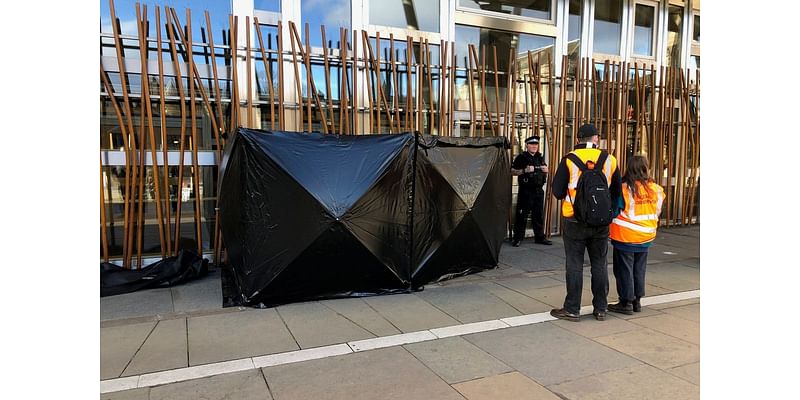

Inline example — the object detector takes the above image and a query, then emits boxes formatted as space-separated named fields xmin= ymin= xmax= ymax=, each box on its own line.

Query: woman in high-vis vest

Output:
xmin=607 ymin=155 xmax=664 ymax=315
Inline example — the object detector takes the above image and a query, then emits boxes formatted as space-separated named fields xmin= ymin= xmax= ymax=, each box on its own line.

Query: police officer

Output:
xmin=511 ymin=135 xmax=552 ymax=246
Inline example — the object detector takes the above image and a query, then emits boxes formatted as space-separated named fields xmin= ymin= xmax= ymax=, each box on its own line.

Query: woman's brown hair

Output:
xmin=622 ymin=155 xmax=653 ymax=198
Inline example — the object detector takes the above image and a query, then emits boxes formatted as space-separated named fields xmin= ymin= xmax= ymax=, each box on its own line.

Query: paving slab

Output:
xmin=452 ymin=371 xmax=562 ymax=400
xmin=414 ymin=284 xmax=521 ymax=323
xmin=647 ymin=297 xmax=699 ymax=310
xmin=403 ymin=336 xmax=513 ymax=384
xmin=319 ymin=297 xmax=401 ymax=337
xmin=122 ymin=318 xmax=188 ymax=377
xmin=476 ymin=264 xmax=527 ymax=278
xmin=675 ymin=257 xmax=701 ymax=268
xmin=605 ymin=306 xmax=664 ymax=320
xmin=149 ymin=369 xmax=272 ymax=400
xmin=101 ymin=388 xmax=150 ymax=400
xmin=101 ymin=288 xmax=174 ymax=321
xmin=547 ymin=364 xmax=699 ymax=400
xmin=645 ymin=264 xmax=701 ymax=292
xmin=629 ymin=312 xmax=700 ymax=345
xmin=171 ymin=272 xmax=223 ymax=313
xmin=101 ymin=321 xmax=156 ymax=380
xmin=363 ymin=293 xmax=460 ymax=333
xmin=594 ymin=328 xmax=700 ymax=370
xmin=262 ymin=347 xmax=465 ymax=400
xmin=551 ymin=313 xmax=642 ymax=338
xmin=476 ymin=282 xmax=554 ymax=314
xmin=519 ymin=283 xmax=596 ymax=309
xmin=499 ymin=249 xmax=565 ymax=272
xmin=494 ymin=275 xmax=564 ymax=296
xmin=187 ymin=309 xmax=299 ymax=366
xmin=668 ymin=361 xmax=701 ymax=386
xmin=276 ymin=301 xmax=374 ymax=348
xmin=463 ymin=323 xmax=641 ymax=386
xmin=659 ymin=302 xmax=700 ymax=322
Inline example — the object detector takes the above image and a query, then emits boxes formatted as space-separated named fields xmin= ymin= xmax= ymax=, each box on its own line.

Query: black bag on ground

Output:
xmin=566 ymin=151 xmax=613 ymax=226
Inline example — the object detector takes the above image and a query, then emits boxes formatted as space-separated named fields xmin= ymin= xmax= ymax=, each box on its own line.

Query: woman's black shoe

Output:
xmin=608 ymin=302 xmax=634 ymax=315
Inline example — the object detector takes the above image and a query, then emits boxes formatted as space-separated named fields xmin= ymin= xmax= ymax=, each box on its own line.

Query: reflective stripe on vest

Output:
xmin=561 ymin=148 xmax=616 ymax=218
xmin=609 ymin=181 xmax=664 ymax=244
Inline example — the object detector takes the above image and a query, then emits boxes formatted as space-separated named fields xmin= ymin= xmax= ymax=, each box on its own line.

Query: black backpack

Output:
xmin=566 ymin=151 xmax=613 ymax=226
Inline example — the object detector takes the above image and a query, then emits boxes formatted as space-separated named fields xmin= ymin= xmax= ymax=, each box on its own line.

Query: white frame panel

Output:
xmin=627 ymin=0 xmax=659 ymax=60
xmin=454 ymin=0 xmax=558 ymax=26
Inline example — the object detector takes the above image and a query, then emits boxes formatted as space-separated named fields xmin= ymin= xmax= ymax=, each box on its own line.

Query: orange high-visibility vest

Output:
xmin=609 ymin=181 xmax=665 ymax=244
xmin=561 ymin=148 xmax=617 ymax=218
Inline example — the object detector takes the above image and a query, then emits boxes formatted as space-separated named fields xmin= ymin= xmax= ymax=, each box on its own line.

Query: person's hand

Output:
xmin=524 ymin=165 xmax=535 ymax=173
xmin=540 ymin=165 xmax=549 ymax=173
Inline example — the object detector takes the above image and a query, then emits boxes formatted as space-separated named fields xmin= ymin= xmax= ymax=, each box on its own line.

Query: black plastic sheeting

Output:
xmin=218 ymin=128 xmax=510 ymax=307
xmin=100 ymin=250 xmax=209 ymax=297
xmin=413 ymin=135 xmax=511 ymax=285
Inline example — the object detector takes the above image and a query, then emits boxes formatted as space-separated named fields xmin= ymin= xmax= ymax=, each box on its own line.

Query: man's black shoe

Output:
xmin=535 ymin=238 xmax=553 ymax=245
xmin=633 ymin=298 xmax=642 ymax=312
xmin=593 ymin=310 xmax=606 ymax=321
xmin=608 ymin=302 xmax=634 ymax=315
xmin=550 ymin=308 xmax=580 ymax=322
xmin=511 ymin=240 xmax=521 ymax=247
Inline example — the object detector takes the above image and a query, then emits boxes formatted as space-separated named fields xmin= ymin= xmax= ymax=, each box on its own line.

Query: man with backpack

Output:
xmin=550 ymin=124 xmax=621 ymax=322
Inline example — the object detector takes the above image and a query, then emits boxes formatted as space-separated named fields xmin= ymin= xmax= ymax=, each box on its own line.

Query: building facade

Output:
xmin=100 ymin=0 xmax=700 ymax=267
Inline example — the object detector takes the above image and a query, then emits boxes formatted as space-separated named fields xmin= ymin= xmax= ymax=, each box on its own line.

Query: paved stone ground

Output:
xmin=101 ymin=226 xmax=700 ymax=399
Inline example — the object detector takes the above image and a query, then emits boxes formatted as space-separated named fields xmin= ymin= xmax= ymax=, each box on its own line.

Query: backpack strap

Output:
xmin=594 ymin=151 xmax=609 ymax=171
xmin=566 ymin=153 xmax=587 ymax=171
xmin=567 ymin=151 xmax=608 ymax=172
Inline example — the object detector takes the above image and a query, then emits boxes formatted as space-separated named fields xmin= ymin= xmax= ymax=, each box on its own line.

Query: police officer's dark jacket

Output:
xmin=513 ymin=151 xmax=547 ymax=189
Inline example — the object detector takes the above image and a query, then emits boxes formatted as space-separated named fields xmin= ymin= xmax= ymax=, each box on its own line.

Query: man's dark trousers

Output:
xmin=513 ymin=189 xmax=545 ymax=241
xmin=562 ymin=218 xmax=609 ymax=314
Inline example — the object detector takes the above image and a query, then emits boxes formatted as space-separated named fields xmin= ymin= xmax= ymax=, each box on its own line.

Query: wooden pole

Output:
xmin=467 ymin=45 xmax=477 ymax=136
xmin=156 ymin=7 xmax=173 ymax=256
xmin=389 ymin=34 xmax=401 ymax=133
xmin=137 ymin=4 xmax=167 ymax=259
xmin=278 ymin=20 xmax=285 ymax=130
xmin=492 ymin=45 xmax=501 ymax=137
xmin=287 ymin=22 xmax=304 ymax=130
xmin=206 ymin=11 xmax=227 ymax=135
xmin=246 ymin=16 xmax=253 ymax=127
xmin=361 ymin=31 xmax=375 ymax=132
xmin=254 ymin=16 xmax=276 ymax=130
xmin=352 ymin=29 xmax=359 ymax=134
xmin=109 ymin=0 xmax=138 ymax=267
xmin=165 ymin=7 xmax=187 ymax=255
xmin=321 ymin=26 xmax=335 ymax=133
xmin=134 ymin=4 xmax=147 ymax=267
xmin=185 ymin=8 xmax=203 ymax=255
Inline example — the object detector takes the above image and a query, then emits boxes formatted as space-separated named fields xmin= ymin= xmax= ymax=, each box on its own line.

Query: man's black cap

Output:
xmin=524 ymin=135 xmax=540 ymax=144
xmin=577 ymin=124 xmax=598 ymax=138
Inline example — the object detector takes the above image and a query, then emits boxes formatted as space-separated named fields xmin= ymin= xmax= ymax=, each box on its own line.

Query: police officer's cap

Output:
xmin=524 ymin=136 xmax=540 ymax=144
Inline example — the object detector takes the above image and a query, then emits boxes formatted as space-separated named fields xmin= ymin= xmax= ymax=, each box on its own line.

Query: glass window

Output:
xmin=568 ymin=0 xmax=582 ymax=42
xmin=666 ymin=5 xmax=683 ymax=67
xmin=302 ymin=0 xmax=351 ymax=48
xmin=370 ymin=0 xmax=440 ymax=33
xmin=458 ymin=0 xmax=551 ymax=21
xmin=593 ymin=0 xmax=622 ymax=55
xmin=693 ymin=15 xmax=700 ymax=43
xmin=255 ymin=0 xmax=280 ymax=12
xmin=633 ymin=4 xmax=655 ymax=56
xmin=690 ymin=55 xmax=699 ymax=70
xmin=101 ymin=1 xmax=231 ymax=47
xmin=454 ymin=25 xmax=555 ymax=112
xmin=567 ymin=0 xmax=582 ymax=76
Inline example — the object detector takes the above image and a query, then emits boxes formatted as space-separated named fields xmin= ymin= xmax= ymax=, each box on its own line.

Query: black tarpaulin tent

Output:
xmin=411 ymin=135 xmax=511 ymax=286
xmin=218 ymin=129 xmax=416 ymax=306
xmin=218 ymin=128 xmax=510 ymax=307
